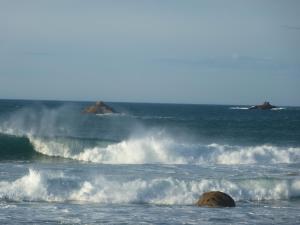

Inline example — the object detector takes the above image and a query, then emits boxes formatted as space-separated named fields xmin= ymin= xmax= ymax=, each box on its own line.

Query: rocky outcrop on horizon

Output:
xmin=248 ymin=101 xmax=277 ymax=110
xmin=82 ymin=101 xmax=116 ymax=114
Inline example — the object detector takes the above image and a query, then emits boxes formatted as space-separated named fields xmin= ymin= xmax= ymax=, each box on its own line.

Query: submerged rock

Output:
xmin=248 ymin=101 xmax=276 ymax=110
xmin=83 ymin=101 xmax=116 ymax=114
xmin=196 ymin=191 xmax=236 ymax=207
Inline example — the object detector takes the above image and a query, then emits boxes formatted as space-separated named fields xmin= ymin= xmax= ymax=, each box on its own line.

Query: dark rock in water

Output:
xmin=248 ymin=101 xmax=276 ymax=110
xmin=196 ymin=191 xmax=235 ymax=207
xmin=83 ymin=101 xmax=116 ymax=114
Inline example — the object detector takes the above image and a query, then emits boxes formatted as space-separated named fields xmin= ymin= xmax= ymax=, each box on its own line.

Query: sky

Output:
xmin=0 ymin=0 xmax=299 ymax=106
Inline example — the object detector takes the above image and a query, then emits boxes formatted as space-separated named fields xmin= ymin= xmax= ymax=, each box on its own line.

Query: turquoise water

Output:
xmin=0 ymin=100 xmax=300 ymax=224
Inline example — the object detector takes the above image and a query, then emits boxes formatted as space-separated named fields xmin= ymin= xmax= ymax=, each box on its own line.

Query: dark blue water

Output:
xmin=0 ymin=99 xmax=300 ymax=224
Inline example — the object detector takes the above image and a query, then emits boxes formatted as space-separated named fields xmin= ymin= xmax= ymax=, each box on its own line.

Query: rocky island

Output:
xmin=82 ymin=101 xmax=116 ymax=114
xmin=248 ymin=101 xmax=277 ymax=110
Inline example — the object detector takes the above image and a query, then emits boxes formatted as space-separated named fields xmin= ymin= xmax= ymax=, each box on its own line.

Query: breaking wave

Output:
xmin=0 ymin=133 xmax=41 ymax=160
xmin=1 ymin=129 xmax=300 ymax=165
xmin=1 ymin=169 xmax=300 ymax=204
xmin=29 ymin=136 xmax=300 ymax=165
xmin=1 ymin=101 xmax=298 ymax=165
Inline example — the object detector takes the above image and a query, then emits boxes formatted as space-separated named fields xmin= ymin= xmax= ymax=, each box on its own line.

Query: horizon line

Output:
xmin=0 ymin=97 xmax=298 ymax=107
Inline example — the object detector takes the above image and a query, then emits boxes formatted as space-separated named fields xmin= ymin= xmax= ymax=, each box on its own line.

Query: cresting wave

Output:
xmin=1 ymin=131 xmax=300 ymax=164
xmin=1 ymin=169 xmax=300 ymax=204
xmin=29 ymin=135 xmax=185 ymax=164
xmin=0 ymin=133 xmax=41 ymax=160
xmin=29 ymin=135 xmax=300 ymax=165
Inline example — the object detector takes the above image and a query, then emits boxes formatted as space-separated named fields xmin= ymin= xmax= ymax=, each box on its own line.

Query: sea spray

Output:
xmin=1 ymin=129 xmax=299 ymax=164
xmin=0 ymin=169 xmax=48 ymax=202
xmin=27 ymin=135 xmax=300 ymax=165
xmin=0 ymin=104 xmax=81 ymax=138
xmin=1 ymin=101 xmax=300 ymax=224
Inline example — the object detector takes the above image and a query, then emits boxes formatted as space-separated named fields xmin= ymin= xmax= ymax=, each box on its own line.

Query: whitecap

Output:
xmin=1 ymin=169 xmax=300 ymax=204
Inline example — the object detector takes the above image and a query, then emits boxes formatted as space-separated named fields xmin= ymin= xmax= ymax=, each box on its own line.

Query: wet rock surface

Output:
xmin=83 ymin=101 xmax=116 ymax=114
xmin=197 ymin=191 xmax=236 ymax=207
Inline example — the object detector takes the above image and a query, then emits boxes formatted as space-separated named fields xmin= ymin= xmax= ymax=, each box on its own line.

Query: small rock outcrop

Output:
xmin=196 ymin=191 xmax=236 ymax=207
xmin=83 ymin=101 xmax=116 ymax=114
xmin=248 ymin=101 xmax=276 ymax=110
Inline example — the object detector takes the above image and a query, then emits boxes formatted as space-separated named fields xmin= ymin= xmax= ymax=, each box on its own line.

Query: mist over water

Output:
xmin=0 ymin=100 xmax=300 ymax=224
xmin=1 ymin=101 xmax=299 ymax=165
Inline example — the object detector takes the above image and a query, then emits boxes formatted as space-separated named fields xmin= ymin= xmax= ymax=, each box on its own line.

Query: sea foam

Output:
xmin=28 ymin=135 xmax=300 ymax=165
xmin=1 ymin=169 xmax=300 ymax=204
xmin=0 ymin=169 xmax=49 ymax=202
xmin=209 ymin=143 xmax=300 ymax=164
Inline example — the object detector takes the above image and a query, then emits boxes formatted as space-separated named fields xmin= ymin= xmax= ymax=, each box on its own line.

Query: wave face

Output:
xmin=1 ymin=169 xmax=300 ymax=204
xmin=0 ymin=134 xmax=41 ymax=160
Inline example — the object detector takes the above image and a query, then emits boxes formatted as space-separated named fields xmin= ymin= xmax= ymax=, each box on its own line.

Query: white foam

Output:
xmin=271 ymin=107 xmax=286 ymax=111
xmin=1 ymin=169 xmax=300 ymax=204
xmin=0 ymin=169 xmax=49 ymax=201
xmin=75 ymin=137 xmax=187 ymax=164
xmin=210 ymin=144 xmax=300 ymax=165
xmin=30 ymin=135 xmax=187 ymax=164
xmin=29 ymin=136 xmax=73 ymax=159
xmin=28 ymin=135 xmax=300 ymax=165
xmin=1 ymin=119 xmax=300 ymax=165
xmin=230 ymin=107 xmax=249 ymax=110
xmin=95 ymin=112 xmax=126 ymax=117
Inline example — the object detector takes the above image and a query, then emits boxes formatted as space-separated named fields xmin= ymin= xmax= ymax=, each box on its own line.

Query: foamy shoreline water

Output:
xmin=1 ymin=168 xmax=300 ymax=204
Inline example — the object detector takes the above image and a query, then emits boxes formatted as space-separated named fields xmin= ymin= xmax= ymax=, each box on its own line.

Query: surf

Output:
xmin=1 ymin=130 xmax=300 ymax=165
xmin=1 ymin=168 xmax=300 ymax=204
xmin=0 ymin=102 xmax=299 ymax=164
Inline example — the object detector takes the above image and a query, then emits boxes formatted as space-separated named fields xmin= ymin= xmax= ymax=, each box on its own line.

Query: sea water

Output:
xmin=0 ymin=100 xmax=299 ymax=224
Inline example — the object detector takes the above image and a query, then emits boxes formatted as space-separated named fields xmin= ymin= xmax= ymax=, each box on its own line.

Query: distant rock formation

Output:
xmin=196 ymin=191 xmax=236 ymax=207
xmin=248 ymin=101 xmax=276 ymax=110
xmin=83 ymin=101 xmax=116 ymax=114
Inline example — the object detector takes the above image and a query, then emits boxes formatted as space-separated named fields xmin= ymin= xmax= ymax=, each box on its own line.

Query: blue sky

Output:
xmin=0 ymin=0 xmax=299 ymax=105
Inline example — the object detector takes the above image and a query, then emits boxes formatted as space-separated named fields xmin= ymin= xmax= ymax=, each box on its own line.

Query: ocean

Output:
xmin=0 ymin=99 xmax=299 ymax=224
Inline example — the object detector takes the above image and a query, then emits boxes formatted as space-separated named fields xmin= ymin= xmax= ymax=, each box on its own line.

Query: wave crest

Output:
xmin=0 ymin=169 xmax=49 ymax=202
xmin=28 ymin=135 xmax=300 ymax=165
xmin=209 ymin=143 xmax=300 ymax=164
xmin=1 ymin=123 xmax=300 ymax=165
